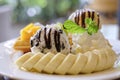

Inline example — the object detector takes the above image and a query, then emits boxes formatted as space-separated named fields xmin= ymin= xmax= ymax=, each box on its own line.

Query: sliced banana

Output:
xmin=15 ymin=52 xmax=33 ymax=68
xmin=80 ymin=51 xmax=98 ymax=73
xmin=107 ymin=47 xmax=117 ymax=66
xmin=92 ymin=49 xmax=107 ymax=71
xmin=33 ymin=52 xmax=55 ymax=72
xmin=67 ymin=53 xmax=87 ymax=74
xmin=22 ymin=52 xmax=44 ymax=71
xmin=43 ymin=53 xmax=66 ymax=74
xmin=103 ymin=46 xmax=117 ymax=69
xmin=55 ymin=54 xmax=76 ymax=75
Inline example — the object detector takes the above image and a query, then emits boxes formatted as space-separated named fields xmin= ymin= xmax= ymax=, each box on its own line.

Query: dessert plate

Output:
xmin=0 ymin=39 xmax=120 ymax=80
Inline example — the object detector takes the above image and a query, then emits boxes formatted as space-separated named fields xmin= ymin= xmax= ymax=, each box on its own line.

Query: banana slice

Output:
xmin=93 ymin=49 xmax=107 ymax=71
xmin=15 ymin=52 xmax=33 ymax=68
xmin=22 ymin=52 xmax=44 ymax=71
xmin=55 ymin=54 xmax=76 ymax=75
xmin=33 ymin=52 xmax=55 ymax=72
xmin=67 ymin=53 xmax=87 ymax=74
xmin=80 ymin=51 xmax=98 ymax=73
xmin=43 ymin=53 xmax=66 ymax=74
xmin=103 ymin=47 xmax=117 ymax=69
xmin=107 ymin=47 xmax=117 ymax=66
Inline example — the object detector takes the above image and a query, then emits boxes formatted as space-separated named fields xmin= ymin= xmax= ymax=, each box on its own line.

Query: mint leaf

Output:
xmin=63 ymin=20 xmax=86 ymax=34
xmin=85 ymin=18 xmax=92 ymax=24
xmin=85 ymin=18 xmax=99 ymax=35
xmin=63 ymin=18 xmax=99 ymax=35
xmin=87 ymin=24 xmax=98 ymax=35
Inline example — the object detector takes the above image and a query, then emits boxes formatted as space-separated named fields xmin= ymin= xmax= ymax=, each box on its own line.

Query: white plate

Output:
xmin=0 ymin=39 xmax=120 ymax=80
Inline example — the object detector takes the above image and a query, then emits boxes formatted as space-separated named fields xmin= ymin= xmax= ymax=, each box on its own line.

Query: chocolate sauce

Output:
xmin=62 ymin=43 xmax=65 ymax=49
xmin=54 ymin=31 xmax=58 ymax=52
xmin=75 ymin=16 xmax=77 ymax=25
xmin=30 ymin=40 xmax=33 ymax=47
xmin=98 ymin=15 xmax=100 ymax=27
xmin=44 ymin=28 xmax=52 ymax=49
xmin=81 ymin=12 xmax=85 ymax=28
xmin=57 ymin=32 xmax=61 ymax=52
xmin=88 ymin=11 xmax=90 ymax=18
xmin=54 ymin=30 xmax=62 ymax=52
xmin=35 ymin=42 xmax=39 ymax=46
xmin=44 ymin=28 xmax=48 ymax=48
xmin=92 ymin=12 xmax=95 ymax=20
xmin=75 ymin=11 xmax=79 ymax=25
xmin=47 ymin=28 xmax=52 ymax=49
xmin=77 ymin=12 xmax=79 ymax=25
xmin=38 ymin=30 xmax=41 ymax=41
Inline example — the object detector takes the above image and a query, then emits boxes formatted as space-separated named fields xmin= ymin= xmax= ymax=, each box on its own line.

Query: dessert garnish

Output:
xmin=63 ymin=18 xmax=99 ymax=35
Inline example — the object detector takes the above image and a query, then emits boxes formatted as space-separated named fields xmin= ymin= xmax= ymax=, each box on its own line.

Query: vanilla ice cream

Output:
xmin=30 ymin=24 xmax=70 ymax=54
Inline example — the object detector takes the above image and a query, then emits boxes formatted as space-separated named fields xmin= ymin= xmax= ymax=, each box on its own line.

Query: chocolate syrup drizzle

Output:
xmin=74 ymin=9 xmax=99 ymax=28
xmin=81 ymin=12 xmax=85 ymax=28
xmin=54 ymin=30 xmax=61 ymax=52
xmin=77 ymin=11 xmax=79 ymax=25
xmin=75 ymin=10 xmax=79 ymax=25
xmin=97 ymin=14 xmax=100 ymax=26
xmin=88 ymin=11 xmax=90 ymax=18
xmin=31 ymin=30 xmax=41 ymax=47
xmin=31 ymin=28 xmax=65 ymax=53
xmin=38 ymin=30 xmax=41 ymax=41
xmin=48 ymin=28 xmax=52 ymax=49
xmin=92 ymin=12 xmax=95 ymax=20
xmin=30 ymin=40 xmax=33 ymax=47
xmin=44 ymin=28 xmax=52 ymax=49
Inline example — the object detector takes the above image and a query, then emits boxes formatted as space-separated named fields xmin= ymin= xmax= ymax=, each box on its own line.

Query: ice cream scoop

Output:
xmin=69 ymin=9 xmax=100 ymax=28
xmin=30 ymin=24 xmax=70 ymax=54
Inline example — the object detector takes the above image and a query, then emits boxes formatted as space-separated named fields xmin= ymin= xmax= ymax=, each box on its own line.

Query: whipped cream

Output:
xmin=71 ymin=31 xmax=111 ymax=53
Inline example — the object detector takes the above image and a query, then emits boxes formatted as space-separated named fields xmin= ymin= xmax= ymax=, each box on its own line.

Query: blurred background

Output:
xmin=0 ymin=0 xmax=119 ymax=42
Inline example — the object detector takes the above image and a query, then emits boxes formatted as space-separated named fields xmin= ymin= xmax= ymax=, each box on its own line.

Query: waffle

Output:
xmin=13 ymin=37 xmax=31 ymax=53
